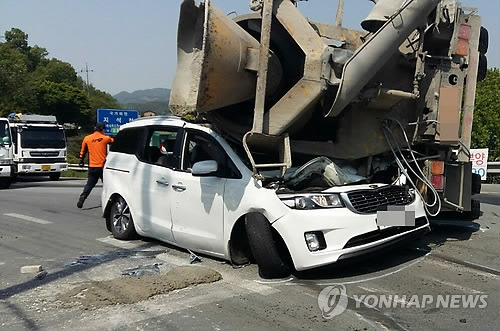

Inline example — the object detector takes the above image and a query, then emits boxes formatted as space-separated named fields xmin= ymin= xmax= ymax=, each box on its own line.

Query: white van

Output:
xmin=101 ymin=116 xmax=429 ymax=278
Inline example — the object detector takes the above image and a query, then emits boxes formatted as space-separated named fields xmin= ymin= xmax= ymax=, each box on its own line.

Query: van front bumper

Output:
xmin=272 ymin=198 xmax=429 ymax=271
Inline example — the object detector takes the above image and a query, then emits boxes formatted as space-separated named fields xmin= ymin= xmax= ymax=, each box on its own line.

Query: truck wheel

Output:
xmin=109 ymin=196 xmax=137 ymax=240
xmin=49 ymin=173 xmax=61 ymax=181
xmin=472 ymin=173 xmax=481 ymax=195
xmin=477 ymin=54 xmax=487 ymax=82
xmin=0 ymin=179 xmax=11 ymax=189
xmin=245 ymin=213 xmax=291 ymax=279
xmin=479 ymin=26 xmax=489 ymax=54
xmin=471 ymin=199 xmax=481 ymax=220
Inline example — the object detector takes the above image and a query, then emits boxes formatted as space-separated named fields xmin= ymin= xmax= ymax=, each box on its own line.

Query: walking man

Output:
xmin=77 ymin=122 xmax=114 ymax=208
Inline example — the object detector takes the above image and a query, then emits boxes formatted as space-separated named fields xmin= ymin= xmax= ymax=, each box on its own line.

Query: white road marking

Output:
xmin=236 ymin=279 xmax=279 ymax=295
xmin=3 ymin=213 xmax=52 ymax=225
xmin=357 ymin=285 xmax=381 ymax=293
xmin=96 ymin=236 xmax=147 ymax=249
xmin=314 ymin=252 xmax=431 ymax=286
xmin=0 ymin=262 xmax=5 ymax=266
xmin=421 ymin=275 xmax=483 ymax=294
xmin=425 ymin=258 xmax=500 ymax=279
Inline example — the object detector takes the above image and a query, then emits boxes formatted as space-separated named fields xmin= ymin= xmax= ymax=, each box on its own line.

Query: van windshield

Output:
xmin=0 ymin=121 xmax=11 ymax=146
xmin=20 ymin=127 xmax=66 ymax=148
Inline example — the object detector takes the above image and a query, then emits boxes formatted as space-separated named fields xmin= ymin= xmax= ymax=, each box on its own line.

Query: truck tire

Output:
xmin=49 ymin=173 xmax=61 ymax=181
xmin=479 ymin=26 xmax=489 ymax=54
xmin=245 ymin=213 xmax=291 ymax=279
xmin=472 ymin=173 xmax=481 ymax=195
xmin=109 ymin=196 xmax=137 ymax=240
xmin=477 ymin=54 xmax=487 ymax=82
xmin=0 ymin=179 xmax=11 ymax=189
xmin=471 ymin=199 xmax=481 ymax=220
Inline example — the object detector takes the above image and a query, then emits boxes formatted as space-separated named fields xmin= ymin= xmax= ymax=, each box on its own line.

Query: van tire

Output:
xmin=245 ymin=213 xmax=291 ymax=279
xmin=109 ymin=196 xmax=137 ymax=240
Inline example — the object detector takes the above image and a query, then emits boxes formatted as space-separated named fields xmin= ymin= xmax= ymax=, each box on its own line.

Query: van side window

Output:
xmin=181 ymin=131 xmax=241 ymax=179
xmin=139 ymin=127 xmax=180 ymax=168
xmin=110 ymin=127 xmax=144 ymax=155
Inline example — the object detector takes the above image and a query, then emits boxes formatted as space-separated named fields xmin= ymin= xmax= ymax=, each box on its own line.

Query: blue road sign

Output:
xmin=96 ymin=109 xmax=139 ymax=135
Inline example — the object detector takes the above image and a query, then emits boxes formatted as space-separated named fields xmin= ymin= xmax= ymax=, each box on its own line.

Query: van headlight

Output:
xmin=279 ymin=194 xmax=344 ymax=209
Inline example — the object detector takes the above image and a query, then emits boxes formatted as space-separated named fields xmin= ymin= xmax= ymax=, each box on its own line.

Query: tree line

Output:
xmin=0 ymin=28 xmax=119 ymax=131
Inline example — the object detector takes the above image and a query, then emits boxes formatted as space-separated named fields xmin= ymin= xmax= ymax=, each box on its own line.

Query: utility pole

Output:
xmin=335 ymin=0 xmax=344 ymax=27
xmin=80 ymin=63 xmax=94 ymax=97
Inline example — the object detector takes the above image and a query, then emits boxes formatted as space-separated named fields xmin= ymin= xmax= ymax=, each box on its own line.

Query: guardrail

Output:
xmin=68 ymin=164 xmax=88 ymax=171
xmin=488 ymin=161 xmax=500 ymax=175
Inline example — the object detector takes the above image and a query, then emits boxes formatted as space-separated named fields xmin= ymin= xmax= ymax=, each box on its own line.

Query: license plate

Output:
xmin=41 ymin=165 xmax=51 ymax=171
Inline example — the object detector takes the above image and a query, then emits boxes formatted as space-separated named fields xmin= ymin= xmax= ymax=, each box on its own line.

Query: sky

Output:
xmin=1 ymin=0 xmax=498 ymax=96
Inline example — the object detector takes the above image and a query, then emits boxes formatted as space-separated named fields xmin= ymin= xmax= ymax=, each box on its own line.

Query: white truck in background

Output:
xmin=0 ymin=117 xmax=14 ymax=189
xmin=8 ymin=114 xmax=68 ymax=182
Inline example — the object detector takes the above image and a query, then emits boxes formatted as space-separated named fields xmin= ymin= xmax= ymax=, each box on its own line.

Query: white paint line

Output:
xmin=0 ymin=262 xmax=5 ymax=266
xmin=4 ymin=213 xmax=52 ymax=225
xmin=421 ymin=275 xmax=483 ymax=294
xmin=425 ymin=258 xmax=500 ymax=279
xmin=314 ymin=253 xmax=430 ymax=286
xmin=96 ymin=236 xmax=144 ymax=249
xmin=237 ymin=280 xmax=279 ymax=295
xmin=254 ymin=277 xmax=294 ymax=285
xmin=357 ymin=285 xmax=381 ymax=293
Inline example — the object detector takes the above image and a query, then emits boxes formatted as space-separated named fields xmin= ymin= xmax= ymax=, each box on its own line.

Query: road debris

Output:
xmin=188 ymin=249 xmax=202 ymax=264
xmin=121 ymin=263 xmax=162 ymax=277
xmin=56 ymin=266 xmax=222 ymax=309
xmin=20 ymin=265 xmax=43 ymax=273
xmin=34 ymin=270 xmax=48 ymax=280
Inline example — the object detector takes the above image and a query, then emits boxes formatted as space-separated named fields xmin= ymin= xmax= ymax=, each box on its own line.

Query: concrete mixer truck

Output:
xmin=170 ymin=0 xmax=488 ymax=220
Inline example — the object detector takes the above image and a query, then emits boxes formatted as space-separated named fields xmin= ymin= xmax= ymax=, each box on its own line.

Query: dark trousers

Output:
xmin=80 ymin=167 xmax=103 ymax=199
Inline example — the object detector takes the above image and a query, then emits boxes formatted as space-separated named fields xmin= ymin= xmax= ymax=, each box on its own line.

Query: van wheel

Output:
xmin=109 ymin=196 xmax=137 ymax=240
xmin=245 ymin=213 xmax=291 ymax=279
xmin=49 ymin=173 xmax=61 ymax=181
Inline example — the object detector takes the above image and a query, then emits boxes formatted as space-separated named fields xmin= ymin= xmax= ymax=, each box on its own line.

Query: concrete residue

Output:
xmin=56 ymin=266 xmax=222 ymax=309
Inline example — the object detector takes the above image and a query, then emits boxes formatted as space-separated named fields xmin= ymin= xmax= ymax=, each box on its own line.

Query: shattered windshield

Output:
xmin=20 ymin=127 xmax=66 ymax=148
xmin=282 ymin=156 xmax=366 ymax=190
xmin=0 ymin=121 xmax=11 ymax=146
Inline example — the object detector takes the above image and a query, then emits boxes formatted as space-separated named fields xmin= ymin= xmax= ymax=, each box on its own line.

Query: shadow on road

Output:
xmin=8 ymin=177 xmax=91 ymax=190
xmin=292 ymin=218 xmax=481 ymax=281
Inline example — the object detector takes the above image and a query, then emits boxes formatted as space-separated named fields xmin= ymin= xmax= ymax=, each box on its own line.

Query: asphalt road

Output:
xmin=0 ymin=178 xmax=499 ymax=330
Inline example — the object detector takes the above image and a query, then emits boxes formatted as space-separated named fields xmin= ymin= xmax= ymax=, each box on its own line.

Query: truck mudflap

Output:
xmin=442 ymin=161 xmax=472 ymax=212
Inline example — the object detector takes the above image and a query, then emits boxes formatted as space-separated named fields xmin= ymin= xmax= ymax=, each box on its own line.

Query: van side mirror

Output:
xmin=192 ymin=160 xmax=218 ymax=176
xmin=1 ymin=136 xmax=10 ymax=145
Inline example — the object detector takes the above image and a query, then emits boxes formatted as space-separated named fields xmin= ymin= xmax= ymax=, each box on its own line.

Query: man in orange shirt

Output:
xmin=77 ymin=122 xmax=114 ymax=208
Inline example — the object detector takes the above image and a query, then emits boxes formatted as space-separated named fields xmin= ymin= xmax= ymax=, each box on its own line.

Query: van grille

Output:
xmin=346 ymin=185 xmax=414 ymax=214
